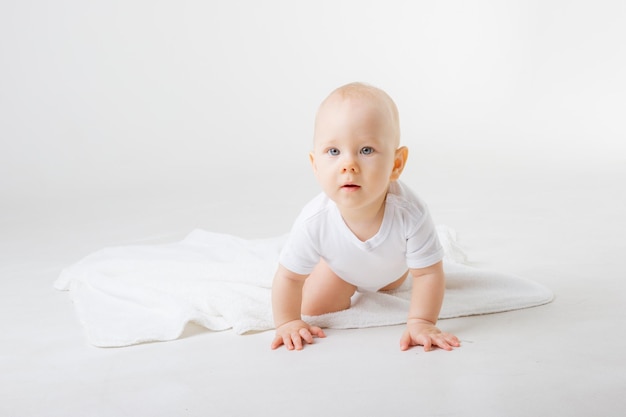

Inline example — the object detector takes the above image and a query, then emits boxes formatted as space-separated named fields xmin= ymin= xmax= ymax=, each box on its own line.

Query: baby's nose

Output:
xmin=341 ymin=154 xmax=359 ymax=173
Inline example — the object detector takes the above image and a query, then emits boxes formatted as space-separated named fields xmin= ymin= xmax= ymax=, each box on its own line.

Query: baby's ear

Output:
xmin=390 ymin=146 xmax=408 ymax=180
xmin=309 ymin=151 xmax=317 ymax=173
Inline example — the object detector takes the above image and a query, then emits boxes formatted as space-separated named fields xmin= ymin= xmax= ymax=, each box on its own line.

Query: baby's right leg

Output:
xmin=301 ymin=259 xmax=357 ymax=316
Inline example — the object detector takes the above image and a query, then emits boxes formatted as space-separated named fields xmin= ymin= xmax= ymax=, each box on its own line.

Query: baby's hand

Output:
xmin=400 ymin=318 xmax=460 ymax=352
xmin=271 ymin=319 xmax=326 ymax=351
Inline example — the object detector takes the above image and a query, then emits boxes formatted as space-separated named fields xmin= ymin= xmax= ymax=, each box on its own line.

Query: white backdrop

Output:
xmin=1 ymin=0 xmax=624 ymax=203
xmin=2 ymin=5 xmax=626 ymax=414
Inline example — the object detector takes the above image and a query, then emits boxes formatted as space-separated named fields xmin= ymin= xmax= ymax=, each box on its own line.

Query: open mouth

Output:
xmin=341 ymin=184 xmax=361 ymax=190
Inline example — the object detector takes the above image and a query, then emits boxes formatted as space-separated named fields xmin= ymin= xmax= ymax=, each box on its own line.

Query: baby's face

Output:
xmin=310 ymin=95 xmax=404 ymax=214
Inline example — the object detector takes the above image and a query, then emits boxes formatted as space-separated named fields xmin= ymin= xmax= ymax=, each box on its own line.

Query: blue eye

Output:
xmin=360 ymin=147 xmax=374 ymax=155
xmin=327 ymin=148 xmax=340 ymax=156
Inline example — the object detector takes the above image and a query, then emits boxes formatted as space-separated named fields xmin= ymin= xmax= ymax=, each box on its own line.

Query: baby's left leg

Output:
xmin=301 ymin=259 xmax=357 ymax=316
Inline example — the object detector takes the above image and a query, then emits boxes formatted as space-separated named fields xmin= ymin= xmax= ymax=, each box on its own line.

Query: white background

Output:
xmin=1 ymin=0 xmax=624 ymax=205
xmin=2 ymin=2 xmax=626 ymax=416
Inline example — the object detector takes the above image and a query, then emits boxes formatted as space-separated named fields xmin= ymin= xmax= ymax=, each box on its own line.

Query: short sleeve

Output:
xmin=405 ymin=207 xmax=445 ymax=269
xmin=278 ymin=222 xmax=320 ymax=275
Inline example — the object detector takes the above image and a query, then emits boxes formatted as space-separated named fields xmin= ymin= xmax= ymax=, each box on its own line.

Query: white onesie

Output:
xmin=279 ymin=181 xmax=444 ymax=292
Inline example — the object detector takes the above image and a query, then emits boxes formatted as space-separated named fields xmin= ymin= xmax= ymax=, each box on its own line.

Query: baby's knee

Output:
xmin=301 ymin=261 xmax=356 ymax=316
xmin=301 ymin=295 xmax=352 ymax=316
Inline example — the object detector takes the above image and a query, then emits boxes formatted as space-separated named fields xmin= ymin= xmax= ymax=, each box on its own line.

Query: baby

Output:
xmin=271 ymin=82 xmax=460 ymax=352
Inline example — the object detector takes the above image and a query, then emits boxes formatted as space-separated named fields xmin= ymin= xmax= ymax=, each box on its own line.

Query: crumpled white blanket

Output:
xmin=54 ymin=226 xmax=554 ymax=347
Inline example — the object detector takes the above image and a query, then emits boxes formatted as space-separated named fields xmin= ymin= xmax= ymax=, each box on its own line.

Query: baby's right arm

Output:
xmin=270 ymin=264 xmax=325 ymax=350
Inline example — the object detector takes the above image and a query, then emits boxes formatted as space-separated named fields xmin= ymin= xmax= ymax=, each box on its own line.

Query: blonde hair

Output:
xmin=317 ymin=82 xmax=401 ymax=145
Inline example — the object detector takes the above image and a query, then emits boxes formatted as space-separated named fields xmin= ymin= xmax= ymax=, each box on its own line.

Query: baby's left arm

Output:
xmin=400 ymin=261 xmax=460 ymax=351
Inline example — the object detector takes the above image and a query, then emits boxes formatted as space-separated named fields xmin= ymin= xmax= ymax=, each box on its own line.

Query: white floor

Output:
xmin=2 ymin=152 xmax=625 ymax=417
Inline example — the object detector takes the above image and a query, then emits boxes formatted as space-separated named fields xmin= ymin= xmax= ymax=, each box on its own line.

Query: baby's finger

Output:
xmin=283 ymin=334 xmax=295 ymax=351
xmin=299 ymin=328 xmax=314 ymax=344
xmin=270 ymin=335 xmax=284 ymax=350
xmin=291 ymin=332 xmax=304 ymax=350
xmin=399 ymin=330 xmax=412 ymax=351
xmin=433 ymin=337 xmax=453 ymax=351
xmin=432 ymin=334 xmax=458 ymax=351
xmin=421 ymin=336 xmax=433 ymax=352
xmin=444 ymin=333 xmax=461 ymax=347
xmin=309 ymin=326 xmax=326 ymax=338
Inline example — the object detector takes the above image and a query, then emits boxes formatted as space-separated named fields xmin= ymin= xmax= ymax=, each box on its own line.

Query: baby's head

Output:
xmin=310 ymin=82 xmax=408 ymax=212
xmin=313 ymin=82 xmax=401 ymax=150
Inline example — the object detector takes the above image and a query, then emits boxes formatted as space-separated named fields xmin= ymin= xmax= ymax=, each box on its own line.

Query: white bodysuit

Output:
xmin=279 ymin=181 xmax=444 ymax=292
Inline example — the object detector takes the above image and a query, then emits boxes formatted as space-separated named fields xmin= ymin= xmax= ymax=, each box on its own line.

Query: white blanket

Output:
xmin=54 ymin=226 xmax=554 ymax=347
